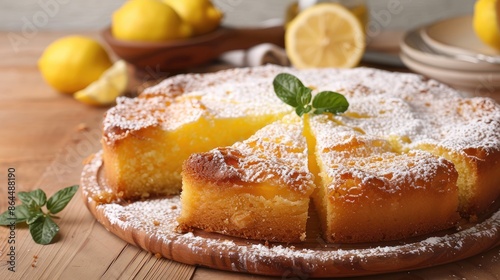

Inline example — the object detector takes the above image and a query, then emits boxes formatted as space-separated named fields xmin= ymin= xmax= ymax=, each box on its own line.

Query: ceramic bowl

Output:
xmin=102 ymin=26 xmax=284 ymax=71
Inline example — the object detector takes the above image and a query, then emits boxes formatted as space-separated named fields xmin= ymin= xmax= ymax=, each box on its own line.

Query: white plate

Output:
xmin=400 ymin=53 xmax=500 ymax=91
xmin=401 ymin=29 xmax=500 ymax=72
xmin=420 ymin=15 xmax=500 ymax=57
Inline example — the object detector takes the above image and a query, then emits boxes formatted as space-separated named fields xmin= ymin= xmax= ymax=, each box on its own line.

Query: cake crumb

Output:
xmin=153 ymin=220 xmax=160 ymax=226
xmin=300 ymin=232 xmax=306 ymax=241
xmin=31 ymin=255 xmax=38 ymax=268
xmin=171 ymin=205 xmax=177 ymax=210
xmin=154 ymin=253 xmax=162 ymax=259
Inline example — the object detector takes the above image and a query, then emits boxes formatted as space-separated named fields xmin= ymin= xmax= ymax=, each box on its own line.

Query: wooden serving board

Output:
xmin=81 ymin=151 xmax=500 ymax=278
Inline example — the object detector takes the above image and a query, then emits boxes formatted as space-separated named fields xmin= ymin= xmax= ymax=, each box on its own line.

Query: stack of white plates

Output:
xmin=400 ymin=15 xmax=500 ymax=93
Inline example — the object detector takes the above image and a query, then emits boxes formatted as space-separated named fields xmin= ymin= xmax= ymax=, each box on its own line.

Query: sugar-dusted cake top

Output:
xmin=308 ymin=115 xmax=458 ymax=198
xmin=103 ymin=66 xmax=293 ymax=144
xmin=184 ymin=114 xmax=314 ymax=195
xmin=336 ymin=93 xmax=500 ymax=154
xmin=103 ymin=65 xmax=500 ymax=155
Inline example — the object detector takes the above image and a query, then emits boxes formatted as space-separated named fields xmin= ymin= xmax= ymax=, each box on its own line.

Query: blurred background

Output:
xmin=3 ymin=0 xmax=495 ymax=97
xmin=0 ymin=0 xmax=474 ymax=31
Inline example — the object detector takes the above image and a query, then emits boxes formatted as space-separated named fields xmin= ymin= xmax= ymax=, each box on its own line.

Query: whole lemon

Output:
xmin=473 ymin=0 xmax=500 ymax=50
xmin=163 ymin=0 xmax=223 ymax=36
xmin=38 ymin=36 xmax=113 ymax=94
xmin=112 ymin=0 xmax=192 ymax=42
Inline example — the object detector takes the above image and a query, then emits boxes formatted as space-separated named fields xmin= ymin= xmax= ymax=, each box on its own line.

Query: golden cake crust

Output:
xmin=322 ymin=151 xmax=460 ymax=243
xmin=183 ymin=147 xmax=314 ymax=195
xmin=178 ymin=116 xmax=314 ymax=242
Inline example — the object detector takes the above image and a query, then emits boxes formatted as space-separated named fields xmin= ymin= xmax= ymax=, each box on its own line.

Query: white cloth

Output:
xmin=220 ymin=43 xmax=290 ymax=67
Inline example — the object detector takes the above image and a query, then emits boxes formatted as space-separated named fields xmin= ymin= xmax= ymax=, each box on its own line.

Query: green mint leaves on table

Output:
xmin=0 ymin=185 xmax=79 ymax=245
xmin=273 ymin=73 xmax=349 ymax=116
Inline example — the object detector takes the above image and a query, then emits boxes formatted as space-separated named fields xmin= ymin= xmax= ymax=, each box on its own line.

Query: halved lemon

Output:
xmin=74 ymin=60 xmax=128 ymax=106
xmin=285 ymin=3 xmax=365 ymax=68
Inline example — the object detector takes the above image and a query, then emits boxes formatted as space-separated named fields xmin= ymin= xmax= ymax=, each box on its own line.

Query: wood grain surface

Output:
xmin=0 ymin=31 xmax=499 ymax=280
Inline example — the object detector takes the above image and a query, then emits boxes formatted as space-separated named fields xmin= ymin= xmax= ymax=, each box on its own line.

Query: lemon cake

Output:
xmin=178 ymin=115 xmax=315 ymax=242
xmin=102 ymin=65 xmax=500 ymax=243
xmin=336 ymin=93 xmax=500 ymax=215
xmin=102 ymin=67 xmax=292 ymax=199
xmin=307 ymin=115 xmax=460 ymax=243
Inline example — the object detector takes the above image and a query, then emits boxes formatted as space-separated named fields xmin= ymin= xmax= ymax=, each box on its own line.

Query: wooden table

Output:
xmin=0 ymin=31 xmax=499 ymax=280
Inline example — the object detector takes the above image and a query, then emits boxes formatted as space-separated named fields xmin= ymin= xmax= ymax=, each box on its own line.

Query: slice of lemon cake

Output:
xmin=307 ymin=115 xmax=460 ymax=243
xmin=413 ymin=98 xmax=500 ymax=215
xmin=102 ymin=67 xmax=292 ymax=199
xmin=178 ymin=114 xmax=315 ymax=242
xmin=338 ymin=94 xmax=500 ymax=215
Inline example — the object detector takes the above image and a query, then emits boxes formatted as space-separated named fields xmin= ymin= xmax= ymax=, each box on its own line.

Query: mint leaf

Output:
xmin=273 ymin=73 xmax=307 ymax=107
xmin=29 ymin=215 xmax=59 ymax=245
xmin=18 ymin=191 xmax=36 ymax=208
xmin=15 ymin=204 xmax=34 ymax=223
xmin=273 ymin=73 xmax=349 ymax=117
xmin=26 ymin=210 xmax=43 ymax=225
xmin=0 ymin=205 xmax=39 ymax=225
xmin=295 ymin=105 xmax=312 ymax=117
xmin=312 ymin=91 xmax=349 ymax=115
xmin=0 ymin=211 xmax=14 ymax=225
xmin=31 ymin=189 xmax=47 ymax=207
xmin=296 ymin=87 xmax=312 ymax=107
xmin=17 ymin=189 xmax=46 ymax=208
xmin=47 ymin=185 xmax=79 ymax=214
xmin=0 ymin=185 xmax=78 ymax=245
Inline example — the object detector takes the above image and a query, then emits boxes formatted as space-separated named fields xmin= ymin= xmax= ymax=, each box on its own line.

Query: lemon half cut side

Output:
xmin=285 ymin=3 xmax=365 ymax=69
xmin=74 ymin=60 xmax=128 ymax=106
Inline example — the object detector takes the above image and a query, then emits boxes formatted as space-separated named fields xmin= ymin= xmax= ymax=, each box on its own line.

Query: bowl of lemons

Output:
xmin=103 ymin=0 xmax=285 ymax=71
xmin=37 ymin=0 xmax=283 ymax=107
xmin=105 ymin=0 xmax=221 ymax=71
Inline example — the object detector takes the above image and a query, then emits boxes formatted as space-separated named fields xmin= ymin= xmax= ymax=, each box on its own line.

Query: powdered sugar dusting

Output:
xmin=201 ymin=114 xmax=314 ymax=194
xmin=98 ymin=192 xmax=500 ymax=276
xmin=104 ymin=65 xmax=500 ymax=154
xmin=336 ymin=94 xmax=500 ymax=154
xmin=81 ymin=152 xmax=500 ymax=277
xmin=309 ymin=115 xmax=458 ymax=196
xmin=81 ymin=151 xmax=118 ymax=204
xmin=103 ymin=66 xmax=294 ymax=144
